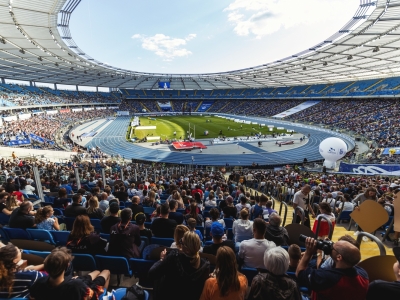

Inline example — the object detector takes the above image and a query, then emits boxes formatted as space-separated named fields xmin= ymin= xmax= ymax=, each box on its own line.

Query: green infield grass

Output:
xmin=130 ymin=116 xmax=292 ymax=141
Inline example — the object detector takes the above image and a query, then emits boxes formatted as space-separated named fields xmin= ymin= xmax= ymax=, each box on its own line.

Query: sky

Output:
xmin=69 ymin=0 xmax=360 ymax=74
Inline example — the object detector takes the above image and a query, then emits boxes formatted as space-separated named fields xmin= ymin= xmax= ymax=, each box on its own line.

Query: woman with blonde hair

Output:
xmin=35 ymin=206 xmax=60 ymax=231
xmin=5 ymin=195 xmax=20 ymax=212
xmin=172 ymin=191 xmax=184 ymax=209
xmin=86 ymin=196 xmax=104 ymax=219
xmin=171 ymin=224 xmax=189 ymax=249
xmin=149 ymin=231 xmax=210 ymax=300
xmin=200 ymin=246 xmax=247 ymax=300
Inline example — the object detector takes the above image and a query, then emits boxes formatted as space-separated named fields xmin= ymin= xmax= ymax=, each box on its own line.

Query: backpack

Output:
xmin=121 ymin=284 xmax=145 ymax=300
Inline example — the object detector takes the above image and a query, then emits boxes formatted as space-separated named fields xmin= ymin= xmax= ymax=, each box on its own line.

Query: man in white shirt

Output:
xmin=293 ymin=184 xmax=315 ymax=228
xmin=238 ymin=218 xmax=276 ymax=269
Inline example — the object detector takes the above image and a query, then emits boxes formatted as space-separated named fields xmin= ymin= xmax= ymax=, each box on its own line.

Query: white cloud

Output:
xmin=131 ymin=33 xmax=196 ymax=60
xmin=224 ymin=0 xmax=352 ymax=39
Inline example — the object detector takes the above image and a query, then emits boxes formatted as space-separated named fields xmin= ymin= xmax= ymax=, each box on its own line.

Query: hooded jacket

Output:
xmin=108 ymin=222 xmax=141 ymax=258
xmin=148 ymin=249 xmax=210 ymax=300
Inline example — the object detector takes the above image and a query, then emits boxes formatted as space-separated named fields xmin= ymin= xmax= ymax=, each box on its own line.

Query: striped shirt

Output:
xmin=0 ymin=270 xmax=44 ymax=299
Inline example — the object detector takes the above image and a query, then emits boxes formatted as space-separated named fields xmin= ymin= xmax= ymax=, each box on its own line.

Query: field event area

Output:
xmin=130 ymin=115 xmax=292 ymax=141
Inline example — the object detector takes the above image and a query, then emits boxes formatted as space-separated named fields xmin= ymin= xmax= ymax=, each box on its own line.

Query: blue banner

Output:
xmin=382 ymin=147 xmax=400 ymax=155
xmin=29 ymin=134 xmax=55 ymax=145
xmin=158 ymin=82 xmax=170 ymax=89
xmin=5 ymin=139 xmax=30 ymax=146
xmin=339 ymin=162 xmax=400 ymax=175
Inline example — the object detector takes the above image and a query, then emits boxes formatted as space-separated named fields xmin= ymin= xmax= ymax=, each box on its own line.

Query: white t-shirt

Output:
xmin=232 ymin=219 xmax=253 ymax=243
xmin=293 ymin=190 xmax=310 ymax=211
xmin=238 ymin=238 xmax=276 ymax=269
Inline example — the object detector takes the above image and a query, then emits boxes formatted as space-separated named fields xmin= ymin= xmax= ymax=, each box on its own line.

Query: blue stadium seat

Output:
xmin=50 ymin=230 xmax=70 ymax=246
xmin=113 ymin=288 xmax=149 ymax=300
xmin=3 ymin=227 xmax=31 ymax=240
xmin=72 ymin=253 xmax=97 ymax=272
xmin=95 ymin=255 xmax=132 ymax=286
xmin=26 ymin=229 xmax=56 ymax=245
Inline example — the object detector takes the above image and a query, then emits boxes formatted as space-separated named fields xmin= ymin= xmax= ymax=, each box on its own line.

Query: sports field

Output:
xmin=130 ymin=115 xmax=291 ymax=141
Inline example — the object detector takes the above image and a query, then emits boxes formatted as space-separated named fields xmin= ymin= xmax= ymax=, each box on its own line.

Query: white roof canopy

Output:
xmin=1 ymin=0 xmax=400 ymax=89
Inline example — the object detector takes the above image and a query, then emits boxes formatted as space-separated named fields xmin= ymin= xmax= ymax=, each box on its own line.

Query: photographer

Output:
xmin=296 ymin=237 xmax=369 ymax=300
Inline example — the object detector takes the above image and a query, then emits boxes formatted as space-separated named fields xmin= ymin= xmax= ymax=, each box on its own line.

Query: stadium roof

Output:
xmin=1 ymin=0 xmax=400 ymax=89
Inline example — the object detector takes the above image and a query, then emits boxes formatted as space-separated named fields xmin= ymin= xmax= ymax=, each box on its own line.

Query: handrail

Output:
xmin=314 ymin=215 xmax=333 ymax=240
xmin=356 ymin=232 xmax=386 ymax=256
xmin=278 ymin=201 xmax=288 ymax=227
xmin=293 ymin=206 xmax=305 ymax=224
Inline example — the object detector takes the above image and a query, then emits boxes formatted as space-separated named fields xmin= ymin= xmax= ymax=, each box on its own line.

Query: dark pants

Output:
xmin=296 ymin=210 xmax=311 ymax=228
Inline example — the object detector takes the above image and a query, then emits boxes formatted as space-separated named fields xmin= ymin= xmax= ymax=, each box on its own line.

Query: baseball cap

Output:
xmin=210 ymin=222 xmax=224 ymax=237
xmin=393 ymin=247 xmax=400 ymax=263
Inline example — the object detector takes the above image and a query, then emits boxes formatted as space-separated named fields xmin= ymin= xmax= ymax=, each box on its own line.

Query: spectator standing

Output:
xmin=293 ymin=185 xmax=315 ymax=228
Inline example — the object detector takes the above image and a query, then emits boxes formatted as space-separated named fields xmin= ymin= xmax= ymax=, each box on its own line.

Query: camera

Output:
xmin=299 ymin=234 xmax=334 ymax=255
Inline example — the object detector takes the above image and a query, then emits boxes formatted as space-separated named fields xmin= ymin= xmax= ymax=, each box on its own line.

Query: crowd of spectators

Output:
xmin=0 ymin=155 xmax=399 ymax=298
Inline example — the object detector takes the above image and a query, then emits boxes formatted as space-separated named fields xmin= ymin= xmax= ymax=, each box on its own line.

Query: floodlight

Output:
xmin=19 ymin=49 xmax=25 ymax=54
xmin=38 ymin=57 xmax=42 ymax=61
xmin=372 ymin=47 xmax=380 ymax=52
xmin=347 ymin=55 xmax=353 ymax=60
xmin=285 ymin=70 xmax=288 ymax=74
xmin=323 ymin=62 xmax=328 ymax=66
xmin=0 ymin=38 xmax=6 ymax=44
xmin=303 ymin=66 xmax=306 ymax=70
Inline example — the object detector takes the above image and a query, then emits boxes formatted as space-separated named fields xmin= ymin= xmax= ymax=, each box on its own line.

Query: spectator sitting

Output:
xmin=108 ymin=208 xmax=141 ymax=259
xmin=200 ymin=246 xmax=248 ymax=300
xmin=98 ymin=192 xmax=109 ymax=213
xmin=312 ymin=202 xmax=336 ymax=239
xmin=203 ymin=222 xmax=235 ymax=256
xmin=151 ymin=203 xmax=177 ymax=238
xmin=104 ymin=199 xmax=121 ymax=217
xmin=149 ymin=231 xmax=210 ymax=300
xmin=5 ymin=194 xmax=20 ymax=212
xmin=9 ymin=201 xmax=35 ymax=229
xmin=168 ymin=199 xmax=184 ymax=224
xmin=187 ymin=218 xmax=203 ymax=242
xmin=287 ymin=244 xmax=301 ymax=272
xmin=185 ymin=202 xmax=204 ymax=226
xmin=171 ymin=224 xmax=189 ymax=249
xmin=76 ymin=189 xmax=87 ymax=207
xmin=19 ymin=179 xmax=35 ymax=195
xmin=337 ymin=193 xmax=354 ymax=212
xmin=265 ymin=213 xmax=289 ymax=246
xmin=248 ymin=247 xmax=301 ymax=300
xmin=222 ymin=196 xmax=237 ymax=219
xmin=66 ymin=215 xmax=108 ymax=256
xmin=64 ymin=194 xmax=87 ymax=217
xmin=0 ymin=243 xmax=45 ymax=299
xmin=238 ymin=218 xmax=276 ymax=269
xmin=53 ymin=188 xmax=69 ymax=209
xmin=185 ymin=198 xmax=201 ymax=215
xmin=86 ymin=196 xmax=104 ymax=219
xmin=296 ymin=237 xmax=369 ymax=300
xmin=205 ymin=207 xmax=225 ymax=229
xmin=35 ymin=206 xmax=60 ymax=231
xmin=204 ymin=191 xmax=217 ymax=207
xmin=29 ymin=247 xmax=110 ymax=300
xmin=100 ymin=202 xmax=121 ymax=234
xmin=0 ymin=192 xmax=12 ymax=215
xmin=235 ymin=194 xmax=251 ymax=213
xmin=232 ymin=208 xmax=253 ymax=249
xmin=130 ymin=195 xmax=144 ymax=217
xmin=264 ymin=200 xmax=277 ymax=215
xmin=135 ymin=212 xmax=152 ymax=240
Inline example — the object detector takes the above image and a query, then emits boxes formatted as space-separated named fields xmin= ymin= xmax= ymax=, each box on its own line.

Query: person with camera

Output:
xmin=296 ymin=236 xmax=369 ymax=300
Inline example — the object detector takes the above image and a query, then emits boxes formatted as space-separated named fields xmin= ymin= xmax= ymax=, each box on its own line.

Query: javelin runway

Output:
xmin=85 ymin=116 xmax=355 ymax=166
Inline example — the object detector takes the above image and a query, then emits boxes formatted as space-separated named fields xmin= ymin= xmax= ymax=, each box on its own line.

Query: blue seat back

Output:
xmin=50 ymin=230 xmax=70 ymax=246
xmin=95 ymin=255 xmax=132 ymax=276
xmin=26 ymin=229 xmax=56 ymax=244
xmin=113 ymin=288 xmax=149 ymax=300
xmin=143 ymin=207 xmax=154 ymax=215
xmin=90 ymin=219 xmax=102 ymax=233
xmin=3 ymin=227 xmax=31 ymax=240
xmin=0 ymin=213 xmax=10 ymax=225
xmin=223 ymin=218 xmax=233 ymax=229
xmin=100 ymin=233 xmax=110 ymax=242
xmin=240 ymin=267 xmax=258 ymax=286
xmin=72 ymin=253 xmax=97 ymax=271
xmin=337 ymin=210 xmax=352 ymax=223
xmin=64 ymin=217 xmax=76 ymax=231
xmin=150 ymin=237 xmax=174 ymax=247
xmin=129 ymin=258 xmax=157 ymax=288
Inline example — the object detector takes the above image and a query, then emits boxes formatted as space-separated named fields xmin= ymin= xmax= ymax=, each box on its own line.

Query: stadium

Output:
xmin=0 ymin=0 xmax=399 ymax=298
